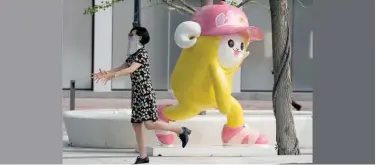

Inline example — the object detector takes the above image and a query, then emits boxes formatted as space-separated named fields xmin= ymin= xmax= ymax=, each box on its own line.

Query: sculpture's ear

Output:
xmin=174 ymin=21 xmax=202 ymax=49
xmin=247 ymin=26 xmax=263 ymax=41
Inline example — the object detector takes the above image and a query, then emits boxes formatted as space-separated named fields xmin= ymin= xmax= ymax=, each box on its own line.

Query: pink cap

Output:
xmin=191 ymin=1 xmax=263 ymax=41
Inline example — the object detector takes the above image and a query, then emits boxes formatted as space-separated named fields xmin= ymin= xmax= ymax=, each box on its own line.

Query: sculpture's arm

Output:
xmin=209 ymin=63 xmax=232 ymax=115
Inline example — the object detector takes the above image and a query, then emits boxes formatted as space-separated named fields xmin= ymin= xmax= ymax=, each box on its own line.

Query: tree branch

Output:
xmin=160 ymin=0 xmax=195 ymax=15
xmin=84 ymin=0 xmax=125 ymax=15
xmin=236 ymin=0 xmax=255 ymax=8
xmin=177 ymin=0 xmax=196 ymax=13
xmin=134 ymin=2 xmax=164 ymax=17
xmin=84 ymin=0 xmax=195 ymax=16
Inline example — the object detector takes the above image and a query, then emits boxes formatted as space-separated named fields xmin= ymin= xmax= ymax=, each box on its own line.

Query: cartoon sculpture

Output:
xmin=155 ymin=1 xmax=268 ymax=146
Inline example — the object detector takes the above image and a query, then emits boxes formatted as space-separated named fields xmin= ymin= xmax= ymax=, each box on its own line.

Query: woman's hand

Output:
xmin=100 ymin=72 xmax=116 ymax=85
xmin=92 ymin=69 xmax=107 ymax=83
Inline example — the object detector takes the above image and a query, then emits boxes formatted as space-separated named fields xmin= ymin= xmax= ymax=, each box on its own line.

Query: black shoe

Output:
xmin=179 ymin=127 xmax=192 ymax=148
xmin=134 ymin=156 xmax=149 ymax=164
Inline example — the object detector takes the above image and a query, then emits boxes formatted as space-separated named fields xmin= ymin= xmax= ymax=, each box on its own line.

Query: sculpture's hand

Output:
xmin=244 ymin=51 xmax=250 ymax=58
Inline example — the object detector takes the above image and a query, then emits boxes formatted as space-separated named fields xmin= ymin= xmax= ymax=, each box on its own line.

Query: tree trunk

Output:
xmin=269 ymin=0 xmax=300 ymax=155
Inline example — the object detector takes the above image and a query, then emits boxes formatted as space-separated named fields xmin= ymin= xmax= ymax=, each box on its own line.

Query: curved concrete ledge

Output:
xmin=63 ymin=109 xmax=312 ymax=149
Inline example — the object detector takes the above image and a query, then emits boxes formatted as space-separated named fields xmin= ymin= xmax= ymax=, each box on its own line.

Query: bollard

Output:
xmin=69 ymin=80 xmax=76 ymax=111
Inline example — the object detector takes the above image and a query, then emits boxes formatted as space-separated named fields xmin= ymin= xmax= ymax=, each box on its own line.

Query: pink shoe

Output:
xmin=221 ymin=125 xmax=269 ymax=145
xmin=154 ymin=105 xmax=175 ymax=146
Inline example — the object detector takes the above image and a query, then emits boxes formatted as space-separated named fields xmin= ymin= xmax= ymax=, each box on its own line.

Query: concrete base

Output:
xmin=63 ymin=109 xmax=312 ymax=149
xmin=146 ymin=145 xmax=276 ymax=157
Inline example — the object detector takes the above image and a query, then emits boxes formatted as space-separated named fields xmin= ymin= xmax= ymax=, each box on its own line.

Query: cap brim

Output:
xmin=203 ymin=26 xmax=264 ymax=42
xmin=243 ymin=26 xmax=264 ymax=42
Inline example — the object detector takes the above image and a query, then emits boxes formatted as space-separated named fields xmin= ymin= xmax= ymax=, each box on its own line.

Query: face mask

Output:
xmin=127 ymin=36 xmax=143 ymax=55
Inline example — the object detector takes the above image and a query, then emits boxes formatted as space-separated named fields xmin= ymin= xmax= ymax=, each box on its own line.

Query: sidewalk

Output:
xmin=63 ymin=154 xmax=312 ymax=164
xmin=62 ymin=98 xmax=313 ymax=111
xmin=63 ymin=144 xmax=312 ymax=164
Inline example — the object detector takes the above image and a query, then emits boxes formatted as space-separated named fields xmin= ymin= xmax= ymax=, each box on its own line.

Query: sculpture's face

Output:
xmin=217 ymin=34 xmax=248 ymax=69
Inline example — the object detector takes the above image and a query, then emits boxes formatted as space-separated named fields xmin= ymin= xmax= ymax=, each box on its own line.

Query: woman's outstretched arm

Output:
xmin=114 ymin=62 xmax=142 ymax=77
xmin=106 ymin=62 xmax=127 ymax=73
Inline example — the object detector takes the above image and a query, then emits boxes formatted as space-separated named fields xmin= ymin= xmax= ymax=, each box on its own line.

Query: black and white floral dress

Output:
xmin=125 ymin=47 xmax=158 ymax=123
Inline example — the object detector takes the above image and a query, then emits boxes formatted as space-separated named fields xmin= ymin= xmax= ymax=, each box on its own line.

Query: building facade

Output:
xmin=62 ymin=0 xmax=313 ymax=92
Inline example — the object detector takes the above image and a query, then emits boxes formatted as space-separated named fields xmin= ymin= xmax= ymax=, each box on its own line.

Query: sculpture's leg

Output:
xmin=221 ymin=97 xmax=269 ymax=145
xmin=155 ymin=104 xmax=200 ymax=146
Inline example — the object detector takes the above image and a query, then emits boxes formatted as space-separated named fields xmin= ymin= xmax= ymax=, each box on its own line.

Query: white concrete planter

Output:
xmin=63 ymin=109 xmax=312 ymax=149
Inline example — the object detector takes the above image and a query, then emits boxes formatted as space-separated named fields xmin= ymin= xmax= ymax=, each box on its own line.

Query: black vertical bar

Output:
xmin=133 ymin=0 xmax=141 ymax=27
xmin=70 ymin=80 xmax=76 ymax=111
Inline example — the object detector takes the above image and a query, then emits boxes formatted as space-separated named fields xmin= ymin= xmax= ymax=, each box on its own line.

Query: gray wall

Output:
xmin=241 ymin=0 xmax=275 ymax=91
xmin=291 ymin=0 xmax=313 ymax=91
xmin=62 ymin=0 xmax=93 ymax=89
xmin=241 ymin=0 xmax=313 ymax=91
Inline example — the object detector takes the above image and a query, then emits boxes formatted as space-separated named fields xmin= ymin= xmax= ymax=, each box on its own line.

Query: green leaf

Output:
xmin=230 ymin=1 xmax=238 ymax=6
xmin=83 ymin=0 xmax=125 ymax=15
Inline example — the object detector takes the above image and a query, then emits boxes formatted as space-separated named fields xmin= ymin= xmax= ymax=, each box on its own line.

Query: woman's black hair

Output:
xmin=129 ymin=26 xmax=150 ymax=46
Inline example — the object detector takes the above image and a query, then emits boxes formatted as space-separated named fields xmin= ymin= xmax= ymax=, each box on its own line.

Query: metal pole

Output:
xmin=133 ymin=0 xmax=141 ymax=27
xmin=69 ymin=80 xmax=76 ymax=111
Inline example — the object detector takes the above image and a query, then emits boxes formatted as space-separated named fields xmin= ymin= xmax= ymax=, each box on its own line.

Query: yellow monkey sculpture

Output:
xmin=155 ymin=1 xmax=268 ymax=146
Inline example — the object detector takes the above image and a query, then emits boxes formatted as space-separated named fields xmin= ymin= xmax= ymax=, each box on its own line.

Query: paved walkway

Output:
xmin=62 ymin=143 xmax=312 ymax=164
xmin=62 ymin=98 xmax=312 ymax=111
xmin=63 ymin=154 xmax=312 ymax=164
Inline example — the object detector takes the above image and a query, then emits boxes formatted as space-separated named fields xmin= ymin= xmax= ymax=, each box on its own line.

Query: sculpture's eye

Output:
xmin=227 ymin=39 xmax=234 ymax=48
xmin=240 ymin=42 xmax=244 ymax=50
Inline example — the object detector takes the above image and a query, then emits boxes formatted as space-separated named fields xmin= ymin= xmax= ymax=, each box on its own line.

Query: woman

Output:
xmin=93 ymin=26 xmax=191 ymax=164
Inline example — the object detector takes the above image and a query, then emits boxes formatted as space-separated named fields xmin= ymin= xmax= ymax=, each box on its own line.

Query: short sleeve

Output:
xmin=133 ymin=50 xmax=148 ymax=65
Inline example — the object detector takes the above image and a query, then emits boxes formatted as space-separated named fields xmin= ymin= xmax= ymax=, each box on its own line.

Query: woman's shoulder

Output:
xmin=138 ymin=47 xmax=148 ymax=54
xmin=136 ymin=48 xmax=149 ymax=59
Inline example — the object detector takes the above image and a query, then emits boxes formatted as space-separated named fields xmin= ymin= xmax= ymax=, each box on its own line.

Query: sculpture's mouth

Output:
xmin=233 ymin=49 xmax=241 ymax=56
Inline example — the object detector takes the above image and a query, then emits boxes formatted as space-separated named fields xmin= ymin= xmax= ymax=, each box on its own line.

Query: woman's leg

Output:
xmin=145 ymin=104 xmax=201 ymax=132
xmin=150 ymin=104 xmax=201 ymax=147
xmin=144 ymin=103 xmax=202 ymax=133
xmin=144 ymin=120 xmax=192 ymax=148
xmin=144 ymin=120 xmax=183 ymax=133
xmin=132 ymin=123 xmax=147 ymax=158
